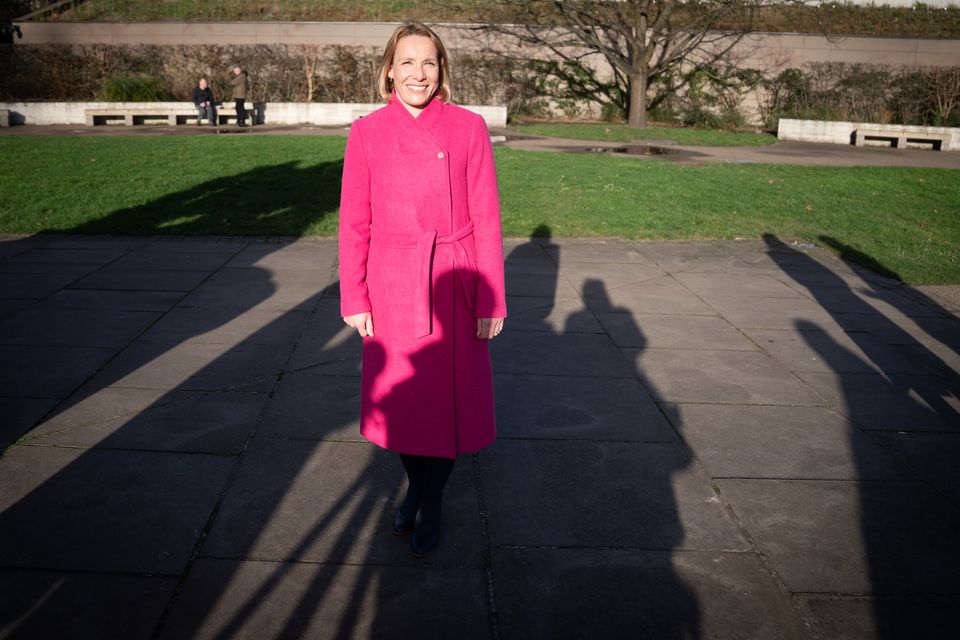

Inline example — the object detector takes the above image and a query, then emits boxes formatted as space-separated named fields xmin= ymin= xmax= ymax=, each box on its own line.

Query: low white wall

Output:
xmin=0 ymin=101 xmax=508 ymax=128
xmin=777 ymin=118 xmax=960 ymax=150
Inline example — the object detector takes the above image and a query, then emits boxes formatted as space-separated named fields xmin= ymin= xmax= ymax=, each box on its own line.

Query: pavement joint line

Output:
xmin=470 ymin=452 xmax=500 ymax=640
xmin=12 ymin=441 xmax=241 ymax=458
xmin=707 ymin=482 xmax=819 ymax=635
xmin=0 ymin=565 xmax=182 ymax=579
xmin=711 ymin=476 xmax=932 ymax=485
xmin=196 ymin=554 xmax=486 ymax=571
xmin=495 ymin=436 xmax=680 ymax=444
xmin=488 ymin=544 xmax=757 ymax=553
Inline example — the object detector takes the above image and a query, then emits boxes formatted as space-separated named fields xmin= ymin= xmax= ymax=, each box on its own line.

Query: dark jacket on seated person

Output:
xmin=192 ymin=86 xmax=214 ymax=106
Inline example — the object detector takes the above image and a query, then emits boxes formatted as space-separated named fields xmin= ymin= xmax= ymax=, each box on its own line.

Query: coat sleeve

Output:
xmin=467 ymin=115 xmax=507 ymax=318
xmin=338 ymin=121 xmax=373 ymax=316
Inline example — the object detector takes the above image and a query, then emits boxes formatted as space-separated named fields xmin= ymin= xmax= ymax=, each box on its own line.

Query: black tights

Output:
xmin=398 ymin=453 xmax=455 ymax=529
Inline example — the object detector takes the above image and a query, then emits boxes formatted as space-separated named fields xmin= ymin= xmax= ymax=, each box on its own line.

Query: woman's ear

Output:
xmin=387 ymin=66 xmax=394 ymax=81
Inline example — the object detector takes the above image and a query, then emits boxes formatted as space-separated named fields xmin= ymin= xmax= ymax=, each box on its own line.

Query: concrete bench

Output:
xmin=854 ymin=126 xmax=952 ymax=151
xmin=85 ymin=104 xmax=257 ymax=126
xmin=0 ymin=109 xmax=9 ymax=127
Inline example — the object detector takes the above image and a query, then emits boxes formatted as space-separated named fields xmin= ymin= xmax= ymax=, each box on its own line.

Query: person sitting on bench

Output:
xmin=192 ymin=78 xmax=216 ymax=126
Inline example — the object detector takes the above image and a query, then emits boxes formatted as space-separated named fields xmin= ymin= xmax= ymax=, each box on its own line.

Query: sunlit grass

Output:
xmin=1 ymin=135 xmax=957 ymax=284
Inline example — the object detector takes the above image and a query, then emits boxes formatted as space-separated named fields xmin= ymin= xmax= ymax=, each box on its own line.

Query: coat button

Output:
xmin=437 ymin=152 xmax=444 ymax=158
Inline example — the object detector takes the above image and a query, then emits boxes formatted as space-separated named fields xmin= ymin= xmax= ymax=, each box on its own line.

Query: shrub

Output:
xmin=99 ymin=75 xmax=171 ymax=101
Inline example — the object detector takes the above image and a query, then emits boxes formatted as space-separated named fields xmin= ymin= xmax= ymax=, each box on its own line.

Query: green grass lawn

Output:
xmin=1 ymin=135 xmax=957 ymax=284
xmin=510 ymin=123 xmax=778 ymax=147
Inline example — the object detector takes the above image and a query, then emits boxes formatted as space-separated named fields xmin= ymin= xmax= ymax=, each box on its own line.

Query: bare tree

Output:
xmin=442 ymin=0 xmax=802 ymax=127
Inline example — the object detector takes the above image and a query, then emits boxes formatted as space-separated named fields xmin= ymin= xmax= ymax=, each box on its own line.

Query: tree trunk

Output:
xmin=627 ymin=69 xmax=647 ymax=128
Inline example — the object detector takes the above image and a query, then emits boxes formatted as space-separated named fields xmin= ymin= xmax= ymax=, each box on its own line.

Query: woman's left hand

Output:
xmin=476 ymin=317 xmax=504 ymax=340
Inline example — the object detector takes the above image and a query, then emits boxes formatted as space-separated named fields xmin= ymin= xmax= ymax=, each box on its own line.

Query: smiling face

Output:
xmin=388 ymin=35 xmax=440 ymax=117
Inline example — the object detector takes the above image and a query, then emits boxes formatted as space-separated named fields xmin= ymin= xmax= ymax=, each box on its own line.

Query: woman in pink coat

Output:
xmin=338 ymin=22 xmax=507 ymax=557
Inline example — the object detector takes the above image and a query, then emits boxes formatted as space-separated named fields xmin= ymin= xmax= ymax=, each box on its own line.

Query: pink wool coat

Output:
xmin=338 ymin=95 xmax=507 ymax=458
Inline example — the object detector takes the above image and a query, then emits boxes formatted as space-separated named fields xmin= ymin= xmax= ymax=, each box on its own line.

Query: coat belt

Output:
xmin=371 ymin=222 xmax=477 ymax=338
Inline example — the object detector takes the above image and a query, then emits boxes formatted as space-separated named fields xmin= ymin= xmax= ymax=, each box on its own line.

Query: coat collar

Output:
xmin=388 ymin=89 xmax=445 ymax=126
xmin=388 ymin=89 xmax=447 ymax=151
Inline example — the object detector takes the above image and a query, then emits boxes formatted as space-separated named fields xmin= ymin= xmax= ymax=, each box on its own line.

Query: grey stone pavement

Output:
xmin=0 ymin=232 xmax=959 ymax=640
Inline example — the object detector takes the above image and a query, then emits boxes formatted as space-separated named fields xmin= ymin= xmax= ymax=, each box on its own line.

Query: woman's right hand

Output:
xmin=343 ymin=312 xmax=374 ymax=338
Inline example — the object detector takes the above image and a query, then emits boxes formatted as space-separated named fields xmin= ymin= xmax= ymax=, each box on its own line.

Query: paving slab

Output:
xmin=491 ymin=331 xmax=634 ymax=377
xmin=558 ymin=262 xmax=667 ymax=293
xmin=224 ymin=240 xmax=339 ymax=271
xmin=24 ymin=387 xmax=267 ymax=454
xmin=598 ymin=312 xmax=756 ymax=350
xmin=872 ymin=432 xmax=960 ymax=505
xmin=656 ymin=254 xmax=778 ymax=275
xmin=108 ymin=249 xmax=235 ymax=271
xmin=835 ymin=311 xmax=960 ymax=348
xmin=673 ymin=272 xmax=807 ymax=298
xmin=494 ymin=373 xmax=675 ymax=442
xmin=493 ymin=548 xmax=810 ymax=640
xmin=0 ymin=307 xmax=161 ymax=348
xmin=502 ymin=238 xmax=555 ymax=266
xmin=0 ymin=445 xmax=234 ymax=574
xmin=141 ymin=238 xmax=250 ymax=253
xmin=716 ymin=478 xmax=960 ymax=594
xmin=701 ymin=294 xmax=845 ymax=330
xmin=37 ymin=237 xmax=150 ymax=252
xmin=8 ymin=248 xmax=129 ymax=265
xmin=627 ymin=348 xmax=825 ymax=405
xmin=139 ymin=306 xmax=309 ymax=346
xmin=745 ymin=326 xmax=935 ymax=375
xmin=203 ymin=439 xmax=485 ymax=566
xmin=893 ymin=341 xmax=960 ymax=378
xmin=479 ymin=440 xmax=746 ymax=550
xmin=503 ymin=295 xmax=604 ymax=333
xmin=543 ymin=238 xmax=657 ymax=264
xmin=0 ymin=271 xmax=89 ymax=299
xmin=795 ymin=284 xmax=952 ymax=320
xmin=0 ymin=569 xmax=176 ymax=640
xmin=179 ymin=267 xmax=325 ymax=311
xmin=34 ymin=288 xmax=184 ymax=311
xmin=504 ymin=270 xmax=580 ymax=298
xmin=69 ymin=267 xmax=212 ymax=292
xmin=0 ymin=344 xmax=116 ymax=397
xmin=798 ymin=371 xmax=960 ymax=431
xmin=585 ymin=283 xmax=719 ymax=316
xmin=257 ymin=370 xmax=362 ymax=441
xmin=86 ymin=340 xmax=290 ymax=392
xmin=797 ymin=596 xmax=960 ymax=640
xmin=160 ymin=559 xmax=490 ymax=640
xmin=0 ymin=260 xmax=103 ymax=276
xmin=665 ymin=403 xmax=906 ymax=480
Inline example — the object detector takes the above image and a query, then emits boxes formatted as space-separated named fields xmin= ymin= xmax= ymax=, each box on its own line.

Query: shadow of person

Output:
xmin=762 ymin=234 xmax=960 ymax=639
xmin=0 ymin=158 xmax=367 ymax=637
xmin=501 ymin=224 xmax=560 ymax=334
xmin=485 ymin=244 xmax=701 ymax=637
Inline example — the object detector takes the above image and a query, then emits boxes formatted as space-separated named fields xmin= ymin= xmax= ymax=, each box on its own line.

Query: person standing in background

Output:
xmin=229 ymin=65 xmax=248 ymax=127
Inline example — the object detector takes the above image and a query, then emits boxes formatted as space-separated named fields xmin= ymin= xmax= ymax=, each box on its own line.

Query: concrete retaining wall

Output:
xmin=0 ymin=101 xmax=508 ymax=128
xmin=777 ymin=118 xmax=960 ymax=149
xmin=12 ymin=21 xmax=960 ymax=68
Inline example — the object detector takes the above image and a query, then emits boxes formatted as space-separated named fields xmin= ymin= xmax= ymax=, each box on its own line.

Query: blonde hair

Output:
xmin=376 ymin=22 xmax=452 ymax=102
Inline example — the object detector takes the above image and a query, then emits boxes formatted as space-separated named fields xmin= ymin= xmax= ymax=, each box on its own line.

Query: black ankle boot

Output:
xmin=394 ymin=454 xmax=425 ymax=536
xmin=411 ymin=456 xmax=455 ymax=557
